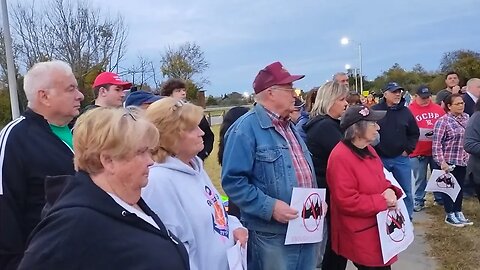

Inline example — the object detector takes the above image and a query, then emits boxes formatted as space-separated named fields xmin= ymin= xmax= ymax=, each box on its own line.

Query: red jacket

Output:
xmin=326 ymin=142 xmax=403 ymax=267
xmin=408 ymin=100 xmax=445 ymax=157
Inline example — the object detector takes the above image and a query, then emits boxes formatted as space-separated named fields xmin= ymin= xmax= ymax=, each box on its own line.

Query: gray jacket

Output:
xmin=464 ymin=111 xmax=480 ymax=184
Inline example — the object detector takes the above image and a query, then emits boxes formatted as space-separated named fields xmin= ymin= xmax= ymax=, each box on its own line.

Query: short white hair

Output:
xmin=467 ymin=78 xmax=480 ymax=88
xmin=23 ymin=60 xmax=73 ymax=104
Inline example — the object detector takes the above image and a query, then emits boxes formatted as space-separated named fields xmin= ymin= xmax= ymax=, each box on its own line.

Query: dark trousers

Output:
xmin=321 ymin=217 xmax=348 ymax=270
xmin=442 ymin=166 xmax=466 ymax=213
xmin=353 ymin=263 xmax=392 ymax=270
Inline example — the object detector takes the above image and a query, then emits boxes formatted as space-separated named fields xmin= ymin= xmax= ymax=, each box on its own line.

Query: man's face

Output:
xmin=269 ymin=83 xmax=296 ymax=118
xmin=445 ymin=74 xmax=459 ymax=88
xmin=335 ymin=74 xmax=349 ymax=86
xmin=467 ymin=80 xmax=480 ymax=98
xmin=45 ymin=71 xmax=84 ymax=120
xmin=102 ymin=85 xmax=126 ymax=107
xmin=171 ymin=88 xmax=187 ymax=101
xmin=415 ymin=95 xmax=430 ymax=106
xmin=384 ymin=89 xmax=402 ymax=105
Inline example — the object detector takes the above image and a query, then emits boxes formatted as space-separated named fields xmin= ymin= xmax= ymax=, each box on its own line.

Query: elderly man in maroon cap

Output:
xmin=221 ymin=62 xmax=318 ymax=270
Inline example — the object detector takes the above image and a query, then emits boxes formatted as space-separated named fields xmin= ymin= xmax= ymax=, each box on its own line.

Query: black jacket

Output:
xmin=304 ymin=115 xmax=343 ymax=189
xmin=463 ymin=93 xmax=475 ymax=116
xmin=372 ymin=99 xmax=420 ymax=158
xmin=18 ymin=171 xmax=190 ymax=270
xmin=198 ymin=116 xmax=214 ymax=160
xmin=0 ymin=109 xmax=75 ymax=270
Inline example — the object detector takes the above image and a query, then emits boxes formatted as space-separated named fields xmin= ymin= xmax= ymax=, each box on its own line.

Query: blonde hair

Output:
xmin=310 ymin=81 xmax=349 ymax=117
xmin=73 ymin=107 xmax=159 ymax=174
xmin=145 ymin=97 xmax=204 ymax=163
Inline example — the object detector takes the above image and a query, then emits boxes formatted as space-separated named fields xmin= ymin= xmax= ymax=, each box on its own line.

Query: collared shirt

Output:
xmin=467 ymin=91 xmax=478 ymax=104
xmin=264 ymin=108 xmax=313 ymax=188
xmin=432 ymin=112 xmax=469 ymax=166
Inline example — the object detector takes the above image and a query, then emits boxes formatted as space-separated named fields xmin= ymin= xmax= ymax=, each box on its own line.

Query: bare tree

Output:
xmin=160 ymin=42 xmax=209 ymax=88
xmin=11 ymin=0 xmax=128 ymax=76
xmin=121 ymin=55 xmax=158 ymax=90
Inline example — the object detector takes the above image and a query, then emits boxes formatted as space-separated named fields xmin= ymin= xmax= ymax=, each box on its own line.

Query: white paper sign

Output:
xmin=425 ymin=169 xmax=461 ymax=201
xmin=376 ymin=199 xmax=414 ymax=264
xmin=383 ymin=168 xmax=406 ymax=200
xmin=227 ymin=241 xmax=247 ymax=270
xmin=284 ymin=188 xmax=326 ymax=245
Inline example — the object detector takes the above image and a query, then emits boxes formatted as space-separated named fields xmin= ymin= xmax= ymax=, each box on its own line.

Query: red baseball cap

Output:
xmin=93 ymin=72 xmax=132 ymax=90
xmin=252 ymin=61 xmax=304 ymax=94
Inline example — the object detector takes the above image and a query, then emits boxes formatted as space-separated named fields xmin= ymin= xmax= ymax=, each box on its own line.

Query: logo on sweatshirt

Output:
xmin=415 ymin=112 xmax=441 ymax=126
xmin=204 ymin=185 xmax=229 ymax=238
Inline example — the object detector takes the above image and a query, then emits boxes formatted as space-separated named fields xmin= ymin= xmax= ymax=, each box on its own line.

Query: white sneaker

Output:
xmin=455 ymin=212 xmax=474 ymax=226
xmin=445 ymin=213 xmax=465 ymax=227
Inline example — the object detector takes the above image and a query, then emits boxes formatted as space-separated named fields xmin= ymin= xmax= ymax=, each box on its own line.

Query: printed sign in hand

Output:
xmin=425 ymin=169 xmax=461 ymax=201
xmin=284 ymin=188 xmax=326 ymax=245
xmin=383 ymin=168 xmax=406 ymax=200
xmin=376 ymin=199 xmax=414 ymax=264
xmin=227 ymin=241 xmax=247 ymax=270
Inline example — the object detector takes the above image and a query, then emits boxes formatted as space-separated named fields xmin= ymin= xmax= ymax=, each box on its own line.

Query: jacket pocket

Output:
xmin=255 ymin=149 xmax=284 ymax=198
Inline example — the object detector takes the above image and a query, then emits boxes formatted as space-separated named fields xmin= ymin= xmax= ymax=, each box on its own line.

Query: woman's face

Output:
xmin=362 ymin=121 xmax=380 ymax=144
xmin=176 ymin=125 xmax=205 ymax=159
xmin=329 ymin=95 xmax=348 ymax=119
xmin=447 ymin=96 xmax=465 ymax=115
xmin=109 ymin=145 xmax=154 ymax=190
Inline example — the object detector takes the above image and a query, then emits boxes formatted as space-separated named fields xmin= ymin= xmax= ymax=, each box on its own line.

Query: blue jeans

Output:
xmin=381 ymin=155 xmax=413 ymax=219
xmin=410 ymin=156 xmax=443 ymax=205
xmin=248 ymin=230 xmax=317 ymax=270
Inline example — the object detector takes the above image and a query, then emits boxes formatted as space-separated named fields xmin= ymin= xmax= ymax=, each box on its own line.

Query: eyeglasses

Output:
xmin=271 ymin=85 xmax=295 ymax=92
xmin=123 ymin=106 xmax=137 ymax=121
xmin=171 ymin=100 xmax=185 ymax=111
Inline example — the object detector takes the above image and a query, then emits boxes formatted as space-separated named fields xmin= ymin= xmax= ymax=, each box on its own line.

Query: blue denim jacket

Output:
xmin=221 ymin=104 xmax=316 ymax=234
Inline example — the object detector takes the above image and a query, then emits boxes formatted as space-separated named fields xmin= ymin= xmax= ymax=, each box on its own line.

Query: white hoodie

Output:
xmin=142 ymin=156 xmax=243 ymax=270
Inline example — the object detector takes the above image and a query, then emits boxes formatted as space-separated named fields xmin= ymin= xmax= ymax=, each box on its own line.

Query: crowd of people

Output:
xmin=0 ymin=59 xmax=480 ymax=270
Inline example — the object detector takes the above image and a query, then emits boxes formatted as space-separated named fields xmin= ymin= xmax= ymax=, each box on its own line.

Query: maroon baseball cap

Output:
xmin=252 ymin=62 xmax=305 ymax=94
xmin=93 ymin=72 xmax=132 ymax=90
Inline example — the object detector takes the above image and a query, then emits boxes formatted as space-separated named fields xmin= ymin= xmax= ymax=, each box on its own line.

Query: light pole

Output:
xmin=1 ymin=0 xmax=20 ymax=119
xmin=341 ymin=37 xmax=363 ymax=94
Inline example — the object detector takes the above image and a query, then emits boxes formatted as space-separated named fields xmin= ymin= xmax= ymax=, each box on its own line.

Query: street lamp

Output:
xmin=344 ymin=64 xmax=351 ymax=70
xmin=340 ymin=37 xmax=363 ymax=94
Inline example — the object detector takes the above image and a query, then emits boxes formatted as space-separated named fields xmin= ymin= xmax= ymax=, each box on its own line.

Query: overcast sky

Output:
xmin=15 ymin=0 xmax=480 ymax=96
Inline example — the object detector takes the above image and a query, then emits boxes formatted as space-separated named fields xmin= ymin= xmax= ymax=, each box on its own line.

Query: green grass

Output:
xmin=424 ymin=195 xmax=480 ymax=270
xmin=204 ymin=125 xmax=224 ymax=195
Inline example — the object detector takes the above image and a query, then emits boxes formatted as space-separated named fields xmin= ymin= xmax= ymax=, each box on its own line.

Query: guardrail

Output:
xmin=204 ymin=104 xmax=253 ymax=126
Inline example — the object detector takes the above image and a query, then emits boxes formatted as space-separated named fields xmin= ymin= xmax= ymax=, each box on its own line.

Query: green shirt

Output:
xmin=49 ymin=124 xmax=73 ymax=151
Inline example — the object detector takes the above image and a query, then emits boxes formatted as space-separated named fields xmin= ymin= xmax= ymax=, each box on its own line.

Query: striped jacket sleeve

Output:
xmin=0 ymin=117 xmax=28 ymax=270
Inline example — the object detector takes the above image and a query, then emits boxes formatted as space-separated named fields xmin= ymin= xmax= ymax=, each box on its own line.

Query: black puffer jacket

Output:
xmin=19 ymin=171 xmax=190 ymax=270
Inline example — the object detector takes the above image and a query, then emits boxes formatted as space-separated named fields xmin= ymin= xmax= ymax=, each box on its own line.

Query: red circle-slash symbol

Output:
xmin=385 ymin=209 xmax=406 ymax=242
xmin=301 ymin=193 xmax=323 ymax=232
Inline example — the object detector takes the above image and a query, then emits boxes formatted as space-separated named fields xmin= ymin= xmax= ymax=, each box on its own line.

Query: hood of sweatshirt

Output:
xmin=151 ymin=156 xmax=203 ymax=177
